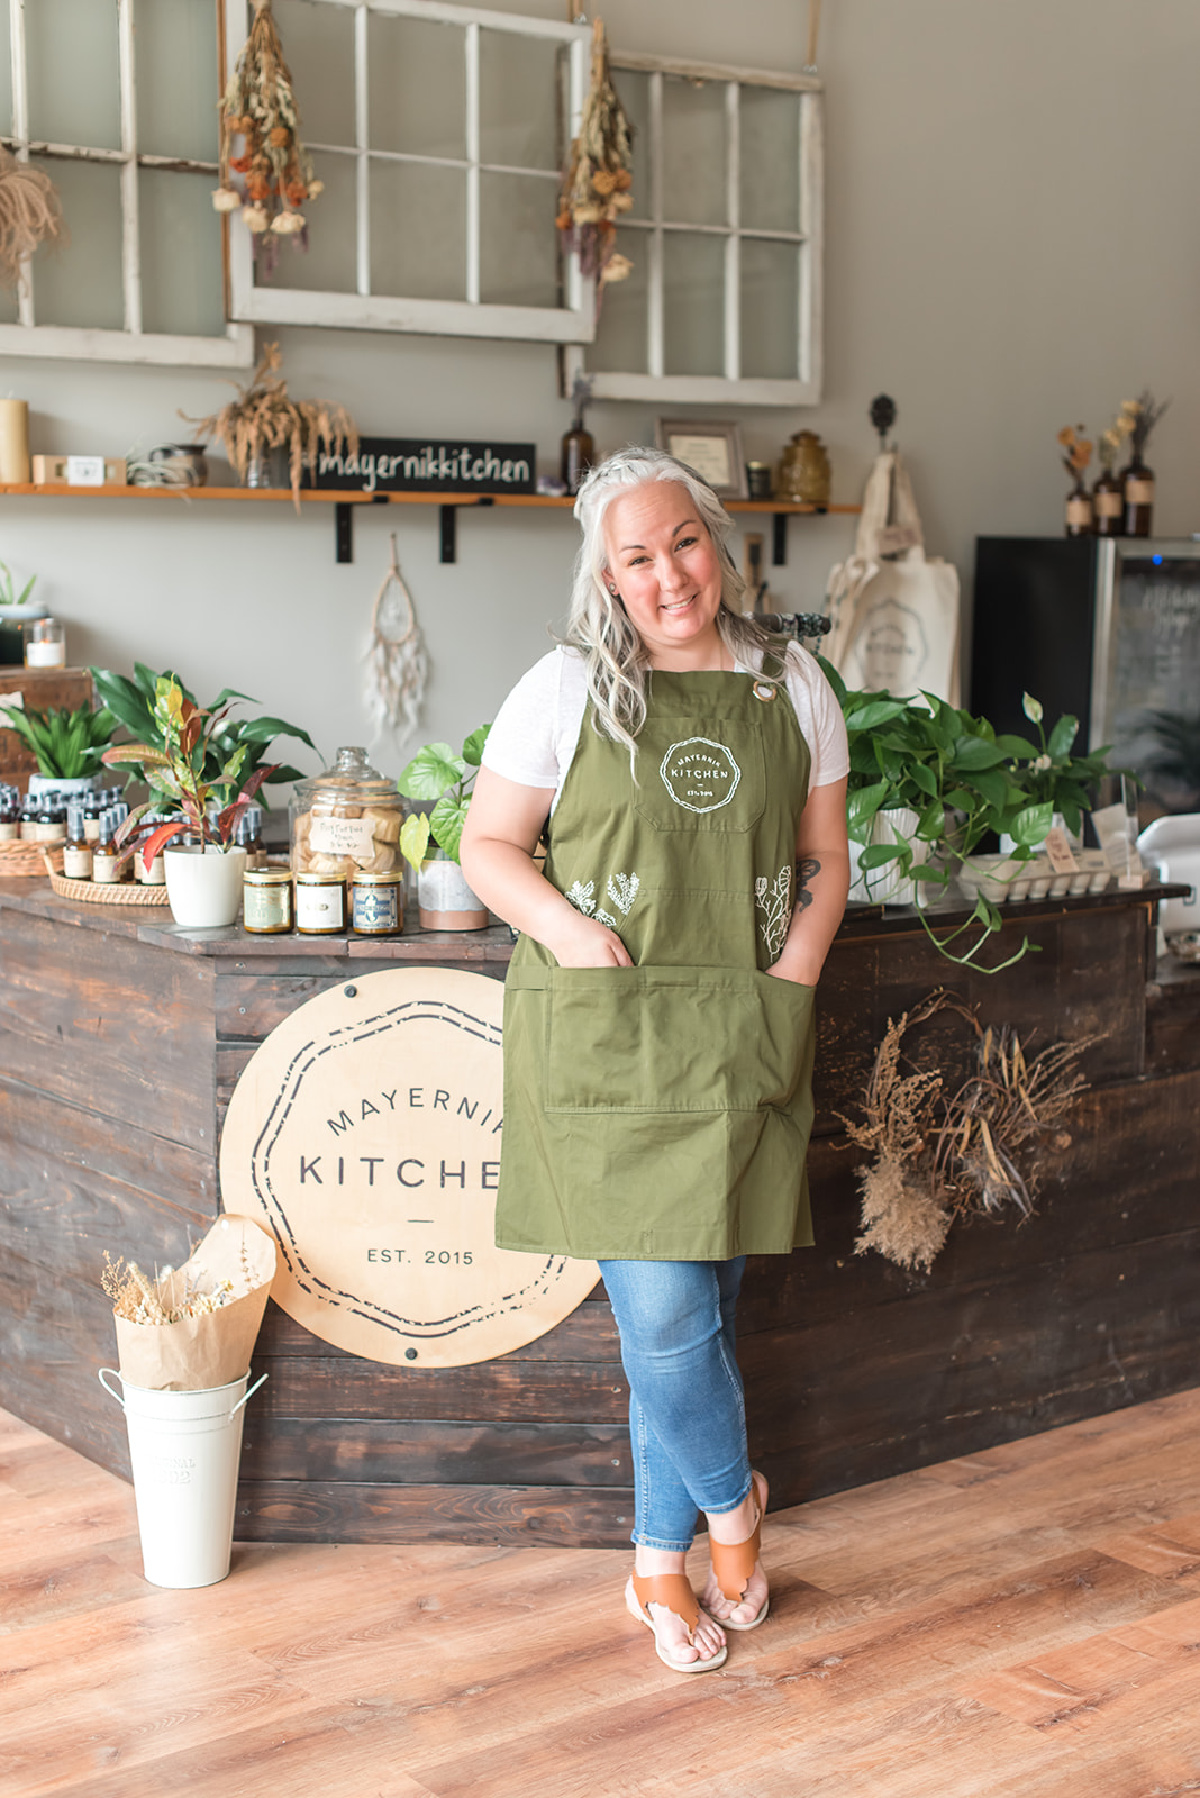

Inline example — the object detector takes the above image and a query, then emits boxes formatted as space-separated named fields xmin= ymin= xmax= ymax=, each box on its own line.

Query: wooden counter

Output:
xmin=2 ymin=879 xmax=1198 ymax=1547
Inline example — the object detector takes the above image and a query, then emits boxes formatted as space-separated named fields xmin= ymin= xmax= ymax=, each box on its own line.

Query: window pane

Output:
xmin=480 ymin=172 xmax=557 ymax=308
xmin=274 ymin=0 xmax=356 ymax=147
xmin=0 ymin=0 xmax=11 ymax=138
xmin=611 ymin=69 xmax=649 ymax=220
xmin=139 ymin=168 xmax=224 ymax=336
xmin=370 ymin=160 xmax=465 ymax=301
xmin=135 ymin=0 xmax=219 ymax=162
xmin=369 ymin=14 xmax=464 ymax=162
xmin=662 ymin=232 xmax=724 ymax=376
xmin=479 ymin=29 xmax=560 ymax=172
xmin=256 ymin=150 xmax=356 ymax=293
xmin=740 ymin=238 xmax=798 ymax=379
xmin=585 ymin=226 xmax=648 ymax=375
xmin=29 ymin=158 xmax=123 ymax=328
xmin=739 ymin=87 xmax=800 ymax=234
xmin=27 ymin=0 xmax=120 ymax=150
xmin=662 ymin=76 xmax=726 ymax=227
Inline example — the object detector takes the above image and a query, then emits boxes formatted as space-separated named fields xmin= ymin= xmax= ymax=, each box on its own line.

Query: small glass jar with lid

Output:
xmin=295 ymin=871 xmax=348 ymax=935
xmin=351 ymin=869 xmax=404 ymax=936
xmin=290 ymin=746 xmax=403 ymax=886
xmin=25 ymin=616 xmax=66 ymax=668
xmin=244 ymin=866 xmax=294 ymax=934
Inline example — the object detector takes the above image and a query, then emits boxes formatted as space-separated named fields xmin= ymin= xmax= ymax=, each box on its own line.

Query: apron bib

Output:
xmin=497 ymin=654 xmax=816 ymax=1261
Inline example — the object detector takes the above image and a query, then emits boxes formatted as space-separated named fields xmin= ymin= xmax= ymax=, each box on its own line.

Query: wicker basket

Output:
xmin=47 ymin=867 xmax=172 ymax=906
xmin=0 ymin=837 xmax=65 ymax=877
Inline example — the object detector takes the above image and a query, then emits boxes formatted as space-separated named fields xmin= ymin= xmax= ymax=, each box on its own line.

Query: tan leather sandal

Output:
xmin=625 ymin=1573 xmax=728 ymax=1673
xmin=705 ymin=1470 xmax=770 ymax=1630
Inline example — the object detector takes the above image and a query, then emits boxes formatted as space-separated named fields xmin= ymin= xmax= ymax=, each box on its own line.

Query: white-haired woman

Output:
xmin=460 ymin=448 xmax=849 ymax=1673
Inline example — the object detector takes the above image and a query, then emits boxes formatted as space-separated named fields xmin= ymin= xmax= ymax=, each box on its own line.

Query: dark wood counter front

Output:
xmin=2 ymin=879 xmax=1197 ymax=1547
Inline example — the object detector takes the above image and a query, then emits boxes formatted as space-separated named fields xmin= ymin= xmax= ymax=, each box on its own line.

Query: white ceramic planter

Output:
xmin=848 ymin=806 xmax=931 ymax=907
xmin=417 ymin=856 xmax=488 ymax=931
xmin=26 ymin=773 xmax=99 ymax=801
xmin=163 ymin=845 xmax=247 ymax=928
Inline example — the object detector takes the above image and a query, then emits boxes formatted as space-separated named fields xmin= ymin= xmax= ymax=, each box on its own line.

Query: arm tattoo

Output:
xmin=796 ymin=857 xmax=821 ymax=911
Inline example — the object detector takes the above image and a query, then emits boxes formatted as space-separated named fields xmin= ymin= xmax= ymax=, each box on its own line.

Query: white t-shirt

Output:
xmin=482 ymin=642 xmax=849 ymax=808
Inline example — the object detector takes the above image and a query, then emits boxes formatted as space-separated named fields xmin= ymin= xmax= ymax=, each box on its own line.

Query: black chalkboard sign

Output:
xmin=309 ymin=436 xmax=536 ymax=496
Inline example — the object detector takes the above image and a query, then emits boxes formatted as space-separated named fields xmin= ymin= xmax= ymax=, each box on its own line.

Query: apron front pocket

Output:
xmin=633 ymin=725 xmax=767 ymax=835
xmin=544 ymin=964 xmax=813 ymax=1114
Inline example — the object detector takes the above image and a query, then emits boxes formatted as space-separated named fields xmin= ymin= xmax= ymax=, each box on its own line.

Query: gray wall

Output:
xmin=3 ymin=0 xmax=1197 ymax=785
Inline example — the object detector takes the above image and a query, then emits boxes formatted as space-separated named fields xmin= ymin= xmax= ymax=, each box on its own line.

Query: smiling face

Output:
xmin=602 ymin=480 xmax=726 ymax=669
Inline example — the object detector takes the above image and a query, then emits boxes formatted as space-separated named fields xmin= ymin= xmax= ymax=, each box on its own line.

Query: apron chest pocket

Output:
xmin=544 ymin=963 xmax=813 ymax=1115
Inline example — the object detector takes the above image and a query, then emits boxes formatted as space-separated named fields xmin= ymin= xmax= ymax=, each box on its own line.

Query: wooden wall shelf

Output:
xmin=0 ymin=482 xmax=860 ymax=566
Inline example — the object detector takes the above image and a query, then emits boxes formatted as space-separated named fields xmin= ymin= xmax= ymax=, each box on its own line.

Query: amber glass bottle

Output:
xmin=1092 ymin=462 xmax=1124 ymax=538
xmin=1121 ymin=457 xmax=1155 ymax=538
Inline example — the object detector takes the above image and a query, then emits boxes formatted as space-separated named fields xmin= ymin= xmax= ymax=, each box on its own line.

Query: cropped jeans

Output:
xmin=597 ymin=1256 xmax=752 ymax=1552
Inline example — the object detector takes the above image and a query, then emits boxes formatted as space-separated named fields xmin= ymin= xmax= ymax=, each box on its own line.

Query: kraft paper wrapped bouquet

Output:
xmin=101 ymin=1216 xmax=276 ymax=1392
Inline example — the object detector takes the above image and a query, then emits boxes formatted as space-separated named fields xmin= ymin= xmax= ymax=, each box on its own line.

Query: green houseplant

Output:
xmin=823 ymin=658 xmax=1111 ymax=969
xmin=397 ymin=726 xmax=491 ymax=930
xmin=0 ymin=698 xmax=115 ymax=792
xmin=101 ymin=676 xmax=292 ymax=927
xmin=0 ymin=561 xmax=44 ymax=665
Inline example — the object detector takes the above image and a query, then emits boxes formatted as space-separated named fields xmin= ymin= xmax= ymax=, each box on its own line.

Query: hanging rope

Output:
xmin=365 ymin=534 xmax=427 ymax=745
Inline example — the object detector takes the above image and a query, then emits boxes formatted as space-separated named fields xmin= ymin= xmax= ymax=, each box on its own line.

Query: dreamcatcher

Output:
xmin=365 ymin=535 xmax=427 ymax=744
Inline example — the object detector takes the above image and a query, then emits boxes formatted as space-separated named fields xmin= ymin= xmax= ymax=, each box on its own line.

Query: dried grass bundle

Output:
xmin=0 ymin=146 xmax=65 ymax=291
xmin=556 ymin=18 xmax=635 ymax=287
xmin=101 ymin=1250 xmax=239 ymax=1327
xmin=184 ymin=342 xmax=357 ymax=510
xmin=366 ymin=534 xmax=427 ymax=744
xmin=842 ymin=990 xmax=1098 ymax=1271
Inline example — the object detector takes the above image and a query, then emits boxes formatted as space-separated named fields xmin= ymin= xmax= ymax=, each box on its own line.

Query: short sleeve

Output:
xmin=783 ymin=644 xmax=849 ymax=788
xmin=480 ymin=651 xmax=563 ymax=790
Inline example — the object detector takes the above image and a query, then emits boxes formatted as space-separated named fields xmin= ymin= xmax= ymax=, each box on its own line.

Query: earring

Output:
xmin=606 ymin=583 xmax=619 ymax=599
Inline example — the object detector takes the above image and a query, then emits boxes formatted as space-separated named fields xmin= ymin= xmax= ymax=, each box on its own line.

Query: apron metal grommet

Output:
xmin=752 ymin=681 xmax=776 ymax=702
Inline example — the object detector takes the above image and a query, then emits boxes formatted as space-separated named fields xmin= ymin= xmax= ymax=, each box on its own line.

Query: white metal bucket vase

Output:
xmin=163 ymin=844 xmax=247 ymax=927
xmin=848 ymin=806 xmax=931 ymax=907
xmin=417 ymin=854 xmax=488 ymax=930
xmin=98 ymin=1368 xmax=267 ymax=1588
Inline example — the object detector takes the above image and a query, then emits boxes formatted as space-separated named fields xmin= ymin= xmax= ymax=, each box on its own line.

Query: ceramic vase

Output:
xmin=163 ymin=845 xmax=247 ymax=928
xmin=417 ymin=855 xmax=488 ymax=931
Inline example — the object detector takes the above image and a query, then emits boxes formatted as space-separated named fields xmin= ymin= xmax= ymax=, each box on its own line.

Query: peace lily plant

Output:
xmin=824 ymin=659 xmax=1112 ymax=970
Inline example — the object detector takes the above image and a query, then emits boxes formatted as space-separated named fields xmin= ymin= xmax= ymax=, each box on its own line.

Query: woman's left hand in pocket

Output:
xmin=767 ymin=951 xmax=821 ymax=986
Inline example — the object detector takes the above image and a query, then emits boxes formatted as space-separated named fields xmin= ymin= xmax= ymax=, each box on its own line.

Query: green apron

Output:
xmin=497 ymin=654 xmax=816 ymax=1261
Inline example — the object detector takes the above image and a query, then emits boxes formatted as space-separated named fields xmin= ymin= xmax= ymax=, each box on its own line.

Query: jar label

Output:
xmin=1126 ymin=478 xmax=1154 ymax=504
xmin=1094 ymin=491 xmax=1122 ymax=518
xmin=245 ymin=884 xmax=292 ymax=931
xmin=1066 ymin=496 xmax=1092 ymax=527
xmin=63 ymin=846 xmax=92 ymax=879
xmin=354 ymin=887 xmax=400 ymax=932
xmin=297 ymin=885 xmax=346 ymax=929
xmin=309 ymin=815 xmax=376 ymax=858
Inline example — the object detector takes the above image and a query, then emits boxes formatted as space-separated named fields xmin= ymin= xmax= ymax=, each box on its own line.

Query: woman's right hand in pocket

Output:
xmin=545 ymin=908 xmax=633 ymax=968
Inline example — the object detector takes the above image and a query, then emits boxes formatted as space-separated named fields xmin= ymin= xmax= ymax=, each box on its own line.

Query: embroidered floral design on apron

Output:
xmin=498 ymin=652 xmax=816 ymax=1262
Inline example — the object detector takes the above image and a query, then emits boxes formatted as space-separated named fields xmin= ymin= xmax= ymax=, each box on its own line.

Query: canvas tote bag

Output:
xmin=824 ymin=452 xmax=961 ymax=704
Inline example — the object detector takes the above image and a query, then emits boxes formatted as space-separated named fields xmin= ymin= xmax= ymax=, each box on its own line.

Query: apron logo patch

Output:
xmin=660 ymin=738 xmax=742 ymax=813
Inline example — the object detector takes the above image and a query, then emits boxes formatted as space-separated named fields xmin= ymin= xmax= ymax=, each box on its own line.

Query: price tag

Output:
xmin=1043 ymin=826 xmax=1078 ymax=874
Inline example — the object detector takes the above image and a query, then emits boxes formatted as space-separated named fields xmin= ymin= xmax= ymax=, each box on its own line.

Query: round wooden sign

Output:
xmin=219 ymin=967 xmax=599 ymax=1367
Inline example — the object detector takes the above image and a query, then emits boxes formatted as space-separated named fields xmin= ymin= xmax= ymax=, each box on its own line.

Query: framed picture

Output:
xmin=654 ymin=420 xmax=748 ymax=499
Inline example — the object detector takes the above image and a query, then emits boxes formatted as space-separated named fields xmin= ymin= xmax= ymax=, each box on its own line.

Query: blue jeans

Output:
xmin=598 ymin=1257 xmax=752 ymax=1552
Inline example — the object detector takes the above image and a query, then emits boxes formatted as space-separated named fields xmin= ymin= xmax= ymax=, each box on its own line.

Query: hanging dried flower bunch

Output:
xmin=212 ymin=0 xmax=322 ymax=254
xmin=0 ymin=146 xmax=65 ymax=292
xmin=841 ymin=990 xmax=1098 ymax=1272
xmin=556 ymin=17 xmax=634 ymax=288
xmin=184 ymin=342 xmax=357 ymax=511
xmin=366 ymin=534 xmax=427 ymax=744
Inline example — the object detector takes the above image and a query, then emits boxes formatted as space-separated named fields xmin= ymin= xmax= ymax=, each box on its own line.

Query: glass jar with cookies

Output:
xmin=289 ymin=746 xmax=404 ymax=899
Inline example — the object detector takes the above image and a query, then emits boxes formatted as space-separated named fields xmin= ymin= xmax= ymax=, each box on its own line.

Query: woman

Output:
xmin=460 ymin=448 xmax=849 ymax=1673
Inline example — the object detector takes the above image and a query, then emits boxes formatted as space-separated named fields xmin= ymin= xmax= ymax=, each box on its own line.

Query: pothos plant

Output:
xmin=822 ymin=658 xmax=1112 ymax=970
xmin=396 ymin=726 xmax=491 ymax=870
xmin=100 ymin=677 xmax=282 ymax=872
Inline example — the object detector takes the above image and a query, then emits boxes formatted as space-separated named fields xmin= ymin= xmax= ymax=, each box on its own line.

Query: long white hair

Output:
xmin=566 ymin=447 xmax=777 ymax=757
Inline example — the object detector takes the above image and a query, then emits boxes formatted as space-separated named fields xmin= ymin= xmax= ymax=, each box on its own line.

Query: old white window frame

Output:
xmin=226 ymin=0 xmax=594 ymax=344
xmin=0 ymin=0 xmax=253 ymax=366
xmin=563 ymin=54 xmax=824 ymax=408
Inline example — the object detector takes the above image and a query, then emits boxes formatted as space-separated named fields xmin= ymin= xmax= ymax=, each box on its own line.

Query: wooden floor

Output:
xmin=3 ymin=1392 xmax=1200 ymax=1798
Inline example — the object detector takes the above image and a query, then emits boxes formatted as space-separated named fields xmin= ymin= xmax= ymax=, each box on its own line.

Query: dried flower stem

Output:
xmin=184 ymin=342 xmax=357 ymax=511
